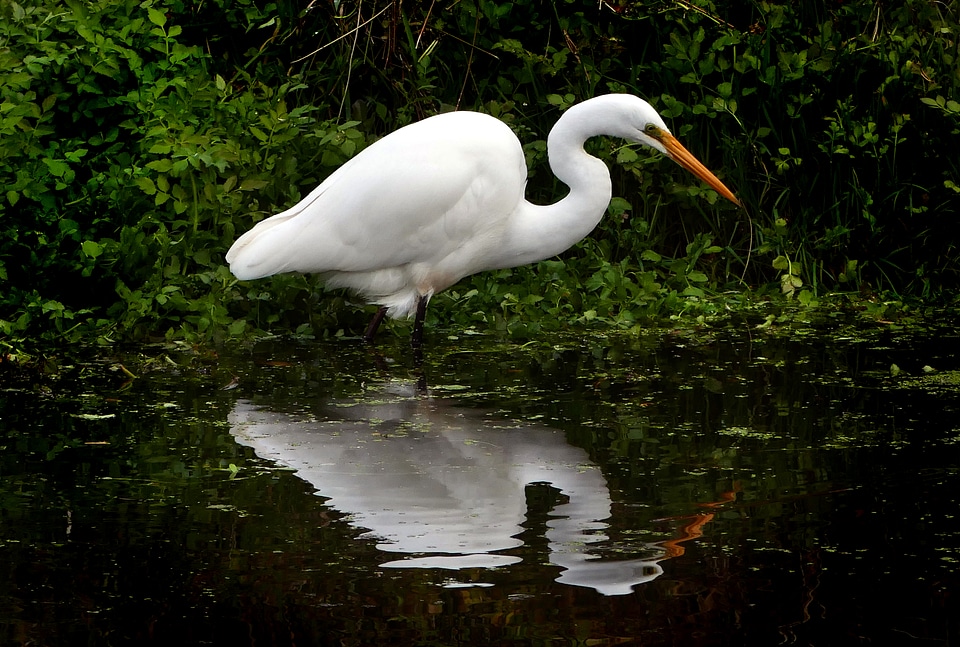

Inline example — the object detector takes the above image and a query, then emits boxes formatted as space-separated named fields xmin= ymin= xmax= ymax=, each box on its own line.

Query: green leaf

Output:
xmin=81 ymin=240 xmax=103 ymax=259
xmin=239 ymin=178 xmax=269 ymax=191
xmin=147 ymin=7 xmax=166 ymax=27
xmin=42 ymin=158 xmax=70 ymax=178
xmin=42 ymin=299 xmax=65 ymax=314
xmin=608 ymin=197 xmax=632 ymax=214
xmin=784 ymin=275 xmax=803 ymax=288
xmin=146 ymin=159 xmax=173 ymax=172
xmin=616 ymin=147 xmax=638 ymax=163
xmin=65 ymin=148 xmax=88 ymax=162
xmin=135 ymin=177 xmax=157 ymax=195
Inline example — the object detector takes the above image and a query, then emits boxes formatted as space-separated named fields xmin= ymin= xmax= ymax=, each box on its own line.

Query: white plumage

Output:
xmin=226 ymin=94 xmax=740 ymax=347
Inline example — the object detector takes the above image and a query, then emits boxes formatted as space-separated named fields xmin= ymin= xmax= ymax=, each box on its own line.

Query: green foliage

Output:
xmin=0 ymin=0 xmax=376 ymax=349
xmin=2 ymin=0 xmax=959 ymax=351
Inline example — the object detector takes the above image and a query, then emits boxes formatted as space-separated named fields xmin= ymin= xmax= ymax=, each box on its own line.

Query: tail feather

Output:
xmin=226 ymin=214 xmax=299 ymax=280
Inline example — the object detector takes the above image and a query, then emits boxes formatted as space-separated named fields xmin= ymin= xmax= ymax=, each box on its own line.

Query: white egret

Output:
xmin=226 ymin=94 xmax=740 ymax=350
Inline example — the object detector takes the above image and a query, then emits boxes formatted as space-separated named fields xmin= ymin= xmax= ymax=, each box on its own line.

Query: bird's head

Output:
xmin=637 ymin=121 xmax=741 ymax=207
xmin=585 ymin=94 xmax=742 ymax=207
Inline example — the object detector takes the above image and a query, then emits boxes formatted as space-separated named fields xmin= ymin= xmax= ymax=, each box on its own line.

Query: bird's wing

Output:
xmin=227 ymin=112 xmax=527 ymax=281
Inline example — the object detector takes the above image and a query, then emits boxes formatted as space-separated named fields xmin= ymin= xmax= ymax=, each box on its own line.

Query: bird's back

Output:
xmin=226 ymin=111 xmax=527 ymax=315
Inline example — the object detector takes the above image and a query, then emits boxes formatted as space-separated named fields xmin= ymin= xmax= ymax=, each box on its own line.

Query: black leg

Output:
xmin=363 ymin=306 xmax=388 ymax=342
xmin=411 ymin=294 xmax=428 ymax=365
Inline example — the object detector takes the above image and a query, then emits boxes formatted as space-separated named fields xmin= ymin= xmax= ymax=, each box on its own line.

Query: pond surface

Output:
xmin=2 ymin=323 xmax=960 ymax=645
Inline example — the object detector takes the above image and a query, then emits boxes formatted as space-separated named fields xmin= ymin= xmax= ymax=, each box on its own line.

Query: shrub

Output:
xmin=2 ymin=0 xmax=958 ymax=352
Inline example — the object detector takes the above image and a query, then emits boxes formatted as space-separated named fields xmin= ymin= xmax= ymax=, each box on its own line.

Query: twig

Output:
xmin=291 ymin=3 xmax=390 ymax=64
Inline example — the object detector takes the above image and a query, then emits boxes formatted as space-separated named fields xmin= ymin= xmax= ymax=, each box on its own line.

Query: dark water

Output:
xmin=2 ymin=324 xmax=960 ymax=646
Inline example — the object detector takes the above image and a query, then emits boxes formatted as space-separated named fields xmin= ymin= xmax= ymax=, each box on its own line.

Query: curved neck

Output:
xmin=493 ymin=109 xmax=614 ymax=268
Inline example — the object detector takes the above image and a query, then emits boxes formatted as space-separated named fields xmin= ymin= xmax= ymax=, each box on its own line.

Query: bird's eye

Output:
xmin=644 ymin=124 xmax=660 ymax=136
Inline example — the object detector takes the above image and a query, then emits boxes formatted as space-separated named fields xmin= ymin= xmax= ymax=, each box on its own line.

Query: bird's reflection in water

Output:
xmin=228 ymin=382 xmax=681 ymax=596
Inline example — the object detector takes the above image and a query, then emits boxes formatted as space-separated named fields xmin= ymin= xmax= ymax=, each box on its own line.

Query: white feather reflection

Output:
xmin=227 ymin=382 xmax=669 ymax=596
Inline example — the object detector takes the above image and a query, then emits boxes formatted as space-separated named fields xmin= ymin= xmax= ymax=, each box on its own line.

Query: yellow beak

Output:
xmin=658 ymin=132 xmax=742 ymax=207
